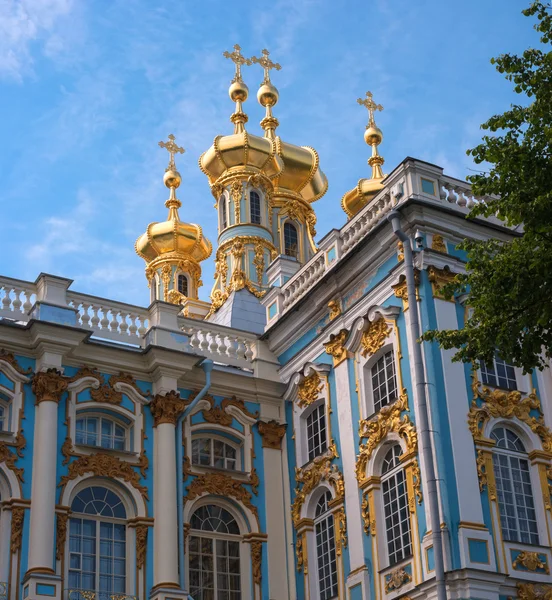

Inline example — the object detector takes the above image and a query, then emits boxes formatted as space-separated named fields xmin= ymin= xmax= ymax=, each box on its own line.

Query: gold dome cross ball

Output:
xmin=223 ymin=44 xmax=252 ymax=83
xmin=357 ymin=91 xmax=383 ymax=126
xmin=251 ymin=49 xmax=281 ymax=85
xmin=158 ymin=134 xmax=185 ymax=171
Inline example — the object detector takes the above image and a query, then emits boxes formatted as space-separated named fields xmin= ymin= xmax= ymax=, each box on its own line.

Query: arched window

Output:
xmin=189 ymin=505 xmax=241 ymax=599
xmin=314 ymin=491 xmax=338 ymax=600
xmin=191 ymin=437 xmax=238 ymax=471
xmin=481 ymin=354 xmax=517 ymax=390
xmin=491 ymin=427 xmax=538 ymax=544
xmin=76 ymin=416 xmax=127 ymax=451
xmin=220 ymin=196 xmax=228 ymax=230
xmin=381 ymin=445 xmax=412 ymax=566
xmin=68 ymin=486 xmax=127 ymax=596
xmin=250 ymin=191 xmax=261 ymax=225
xmin=306 ymin=404 xmax=327 ymax=463
xmin=177 ymin=274 xmax=188 ymax=297
xmin=284 ymin=222 xmax=298 ymax=258
xmin=371 ymin=350 xmax=398 ymax=413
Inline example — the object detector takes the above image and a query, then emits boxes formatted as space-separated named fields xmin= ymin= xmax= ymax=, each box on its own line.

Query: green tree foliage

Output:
xmin=422 ymin=2 xmax=552 ymax=372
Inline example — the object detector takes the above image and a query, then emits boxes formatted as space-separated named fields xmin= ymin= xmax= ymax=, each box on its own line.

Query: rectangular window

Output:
xmin=306 ymin=404 xmax=327 ymax=462
xmin=481 ymin=354 xmax=517 ymax=390
xmin=250 ymin=191 xmax=261 ymax=225
xmin=421 ymin=178 xmax=436 ymax=195
xmin=371 ymin=351 xmax=398 ymax=413
xmin=382 ymin=469 xmax=412 ymax=566
xmin=315 ymin=516 xmax=338 ymax=600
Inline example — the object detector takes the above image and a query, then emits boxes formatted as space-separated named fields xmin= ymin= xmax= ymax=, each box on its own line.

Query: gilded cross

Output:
xmin=158 ymin=134 xmax=185 ymax=170
xmin=357 ymin=91 xmax=383 ymax=126
xmin=223 ymin=44 xmax=252 ymax=83
xmin=251 ymin=49 xmax=281 ymax=84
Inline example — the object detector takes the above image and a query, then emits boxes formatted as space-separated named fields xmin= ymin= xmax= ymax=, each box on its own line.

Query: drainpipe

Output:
xmin=176 ymin=358 xmax=214 ymax=591
xmin=387 ymin=211 xmax=447 ymax=600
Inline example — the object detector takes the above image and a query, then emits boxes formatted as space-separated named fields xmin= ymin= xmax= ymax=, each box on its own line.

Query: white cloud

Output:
xmin=0 ymin=0 xmax=75 ymax=81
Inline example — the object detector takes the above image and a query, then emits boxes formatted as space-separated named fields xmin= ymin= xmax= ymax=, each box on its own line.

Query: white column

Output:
xmin=154 ymin=421 xmax=179 ymax=587
xmin=333 ymin=360 xmax=365 ymax=572
xmin=28 ymin=370 xmax=67 ymax=575
xmin=258 ymin=421 xmax=289 ymax=600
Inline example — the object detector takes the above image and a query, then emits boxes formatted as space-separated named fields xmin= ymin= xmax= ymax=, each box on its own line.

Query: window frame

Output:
xmin=75 ymin=413 xmax=130 ymax=453
xmin=0 ymin=397 xmax=9 ymax=433
xmin=176 ymin=273 xmax=189 ymax=298
xmin=249 ymin=189 xmax=262 ymax=226
xmin=190 ymin=435 xmax=241 ymax=472
xmin=283 ymin=220 xmax=300 ymax=260
xmin=313 ymin=490 xmax=339 ymax=600
xmin=220 ymin=194 xmax=228 ymax=230
xmin=303 ymin=401 xmax=329 ymax=466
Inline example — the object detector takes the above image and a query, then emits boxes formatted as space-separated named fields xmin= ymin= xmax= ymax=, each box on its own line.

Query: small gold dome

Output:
xmin=257 ymin=82 xmax=279 ymax=108
xmin=341 ymin=177 xmax=385 ymax=219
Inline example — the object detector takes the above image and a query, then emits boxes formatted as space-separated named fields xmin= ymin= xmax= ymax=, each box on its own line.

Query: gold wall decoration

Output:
xmin=469 ymin=374 xmax=552 ymax=452
xmin=324 ymin=329 xmax=349 ymax=366
xmin=391 ymin=271 xmax=420 ymax=310
xmin=14 ymin=424 xmax=26 ymax=458
xmin=200 ymin=394 xmax=259 ymax=426
xmin=334 ymin=507 xmax=348 ymax=556
xmin=356 ymin=391 xmax=417 ymax=485
xmin=68 ymin=366 xmax=103 ymax=383
xmin=135 ymin=524 xmax=148 ymax=570
xmin=427 ymin=265 xmax=457 ymax=300
xmin=431 ymin=234 xmax=447 ymax=253
xmin=91 ymin=385 xmax=123 ymax=405
xmin=410 ymin=458 xmax=423 ymax=504
xmin=397 ymin=241 xmax=404 ymax=262
xmin=150 ymin=390 xmax=187 ymax=427
xmin=361 ymin=317 xmax=391 ymax=357
xmin=138 ymin=448 xmax=149 ymax=479
xmin=328 ymin=299 xmax=341 ymax=321
xmin=186 ymin=472 xmax=258 ymax=517
xmin=10 ymin=506 xmax=24 ymax=554
xmin=384 ymin=566 xmax=412 ymax=593
xmin=296 ymin=533 xmax=307 ymax=573
xmin=230 ymin=180 xmax=243 ymax=223
xmin=59 ymin=453 xmax=148 ymax=501
xmin=250 ymin=540 xmax=262 ymax=585
xmin=513 ymin=551 xmax=549 ymax=574
xmin=361 ymin=490 xmax=376 ymax=536
xmin=249 ymin=467 xmax=260 ymax=495
xmin=476 ymin=450 xmax=487 ymax=492
xmin=0 ymin=348 xmax=32 ymax=374
xmin=253 ymin=243 xmax=265 ymax=285
xmin=257 ymin=420 xmax=287 ymax=449
xmin=56 ymin=512 xmax=70 ymax=561
xmin=515 ymin=582 xmax=552 ymax=600
xmin=297 ymin=371 xmax=323 ymax=408
xmin=292 ymin=456 xmax=345 ymax=526
xmin=32 ymin=369 xmax=68 ymax=404
xmin=0 ymin=442 xmax=24 ymax=482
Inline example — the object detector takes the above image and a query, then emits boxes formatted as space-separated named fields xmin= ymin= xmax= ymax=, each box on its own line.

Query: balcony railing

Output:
xmin=65 ymin=590 xmax=136 ymax=600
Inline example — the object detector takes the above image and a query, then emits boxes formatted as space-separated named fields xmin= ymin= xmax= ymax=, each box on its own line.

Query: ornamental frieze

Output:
xmin=0 ymin=442 xmax=24 ymax=482
xmin=201 ymin=394 xmax=259 ymax=427
xmin=297 ymin=371 xmax=323 ymax=408
xmin=468 ymin=374 xmax=552 ymax=452
xmin=59 ymin=453 xmax=148 ymax=501
xmin=356 ymin=391 xmax=417 ymax=485
xmin=32 ymin=368 xmax=68 ymax=404
xmin=150 ymin=390 xmax=187 ymax=426
xmin=0 ymin=349 xmax=32 ymax=375
xmin=515 ymin=582 xmax=552 ymax=600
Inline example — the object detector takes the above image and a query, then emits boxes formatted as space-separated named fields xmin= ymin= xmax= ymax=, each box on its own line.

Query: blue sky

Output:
xmin=0 ymin=0 xmax=536 ymax=306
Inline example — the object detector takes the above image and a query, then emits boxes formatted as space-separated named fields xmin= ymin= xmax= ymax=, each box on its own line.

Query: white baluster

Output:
xmin=128 ymin=314 xmax=138 ymax=337
xmin=80 ymin=303 xmax=90 ymax=328
xmin=119 ymin=313 xmax=129 ymax=335
xmin=98 ymin=307 xmax=109 ymax=330
xmin=244 ymin=341 xmax=254 ymax=362
xmin=199 ymin=331 xmax=209 ymax=353
xmin=90 ymin=305 xmax=100 ymax=330
xmin=1 ymin=287 xmax=12 ymax=312
xmin=236 ymin=339 xmax=246 ymax=359
xmin=446 ymin=185 xmax=456 ymax=204
xmin=109 ymin=310 xmax=120 ymax=333
xmin=138 ymin=317 xmax=147 ymax=337
xmin=22 ymin=291 xmax=33 ymax=314
xmin=456 ymin=188 xmax=467 ymax=207
xmin=12 ymin=289 xmax=22 ymax=313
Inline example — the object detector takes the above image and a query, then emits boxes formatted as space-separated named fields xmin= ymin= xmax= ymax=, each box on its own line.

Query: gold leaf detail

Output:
xmin=56 ymin=512 xmax=70 ymax=561
xmin=297 ymin=371 xmax=323 ymax=409
xmin=186 ymin=472 xmax=258 ymax=518
xmin=384 ymin=567 xmax=412 ymax=593
xmin=0 ymin=442 xmax=24 ymax=482
xmin=0 ymin=349 xmax=32 ymax=374
xmin=135 ymin=524 xmax=148 ymax=570
xmin=251 ymin=540 xmax=262 ymax=585
xmin=11 ymin=507 xmax=25 ymax=554
xmin=513 ymin=551 xmax=549 ymax=574
xmin=431 ymin=234 xmax=447 ymax=253
xmin=361 ymin=317 xmax=391 ymax=357
xmin=257 ymin=421 xmax=286 ymax=450
xmin=323 ymin=329 xmax=349 ymax=366
xmin=32 ymin=369 xmax=68 ymax=404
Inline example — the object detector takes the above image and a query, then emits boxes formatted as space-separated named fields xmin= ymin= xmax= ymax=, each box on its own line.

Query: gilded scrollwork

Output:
xmin=468 ymin=374 xmax=552 ymax=451
xmin=250 ymin=540 xmax=262 ymax=585
xmin=427 ymin=265 xmax=457 ymax=299
xmin=56 ymin=512 xmax=70 ymax=561
xmin=323 ymin=329 xmax=349 ymax=366
xmin=328 ymin=299 xmax=341 ymax=321
xmin=513 ymin=551 xmax=549 ymax=574
xmin=186 ymin=472 xmax=258 ymax=518
xmin=476 ymin=449 xmax=487 ymax=492
xmin=32 ymin=368 xmax=68 ymax=404
xmin=0 ymin=442 xmax=24 ymax=482
xmin=384 ymin=566 xmax=412 ymax=593
xmin=431 ymin=234 xmax=447 ymax=253
xmin=391 ymin=270 xmax=420 ymax=310
xmin=334 ymin=507 xmax=348 ymax=557
xmin=230 ymin=180 xmax=243 ymax=223
xmin=361 ymin=490 xmax=375 ymax=536
xmin=59 ymin=454 xmax=148 ymax=501
xmin=297 ymin=371 xmax=323 ymax=408
xmin=356 ymin=391 xmax=417 ymax=485
xmin=150 ymin=391 xmax=187 ymax=427
xmin=410 ymin=458 xmax=423 ymax=504
xmin=360 ymin=317 xmax=391 ymax=357
xmin=135 ymin=525 xmax=148 ymax=570
xmin=0 ymin=348 xmax=32 ymax=374
xmin=516 ymin=582 xmax=552 ymax=600
xmin=10 ymin=506 xmax=24 ymax=554
xmin=257 ymin=420 xmax=286 ymax=449
xmin=292 ymin=455 xmax=345 ymax=526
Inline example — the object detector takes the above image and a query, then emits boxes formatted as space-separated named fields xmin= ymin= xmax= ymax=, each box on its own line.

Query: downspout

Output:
xmin=387 ymin=211 xmax=447 ymax=600
xmin=176 ymin=358 xmax=214 ymax=592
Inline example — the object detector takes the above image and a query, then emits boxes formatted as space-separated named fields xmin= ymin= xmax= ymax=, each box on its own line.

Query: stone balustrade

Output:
xmin=0 ymin=276 xmax=37 ymax=322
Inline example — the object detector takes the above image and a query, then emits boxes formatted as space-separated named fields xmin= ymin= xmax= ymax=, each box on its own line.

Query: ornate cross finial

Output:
xmin=251 ymin=49 xmax=281 ymax=84
xmin=357 ymin=91 xmax=383 ymax=126
xmin=223 ymin=44 xmax=252 ymax=83
xmin=158 ymin=134 xmax=185 ymax=171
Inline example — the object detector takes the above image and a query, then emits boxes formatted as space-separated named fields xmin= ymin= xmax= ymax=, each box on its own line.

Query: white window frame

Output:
xmin=248 ymin=189 xmax=263 ymax=226
xmin=75 ymin=414 xmax=129 ymax=452
xmin=190 ymin=435 xmax=241 ymax=472
xmin=303 ymin=401 xmax=329 ymax=466
xmin=0 ymin=361 xmax=28 ymax=438
xmin=282 ymin=220 xmax=300 ymax=260
xmin=220 ymin=193 xmax=229 ymax=230
xmin=175 ymin=272 xmax=190 ymax=298
xmin=313 ymin=491 xmax=339 ymax=600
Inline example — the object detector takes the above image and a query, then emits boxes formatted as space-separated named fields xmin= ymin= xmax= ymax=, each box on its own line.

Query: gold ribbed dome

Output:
xmin=342 ymin=92 xmax=386 ymax=219
xmin=273 ymin=138 xmax=328 ymax=203
xmin=199 ymin=131 xmax=283 ymax=185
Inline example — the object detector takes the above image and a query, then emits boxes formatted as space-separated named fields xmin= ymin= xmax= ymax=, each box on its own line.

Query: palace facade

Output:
xmin=1 ymin=45 xmax=551 ymax=600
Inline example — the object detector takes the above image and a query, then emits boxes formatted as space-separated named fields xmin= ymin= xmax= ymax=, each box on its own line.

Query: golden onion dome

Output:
xmin=342 ymin=91 xmax=386 ymax=219
xmin=273 ymin=138 xmax=328 ymax=203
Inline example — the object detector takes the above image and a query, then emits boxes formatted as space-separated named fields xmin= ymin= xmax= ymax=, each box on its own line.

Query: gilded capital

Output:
xmin=150 ymin=390 xmax=187 ymax=427
xmin=257 ymin=420 xmax=287 ymax=449
xmin=32 ymin=369 xmax=68 ymax=404
xmin=324 ymin=329 xmax=350 ymax=366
